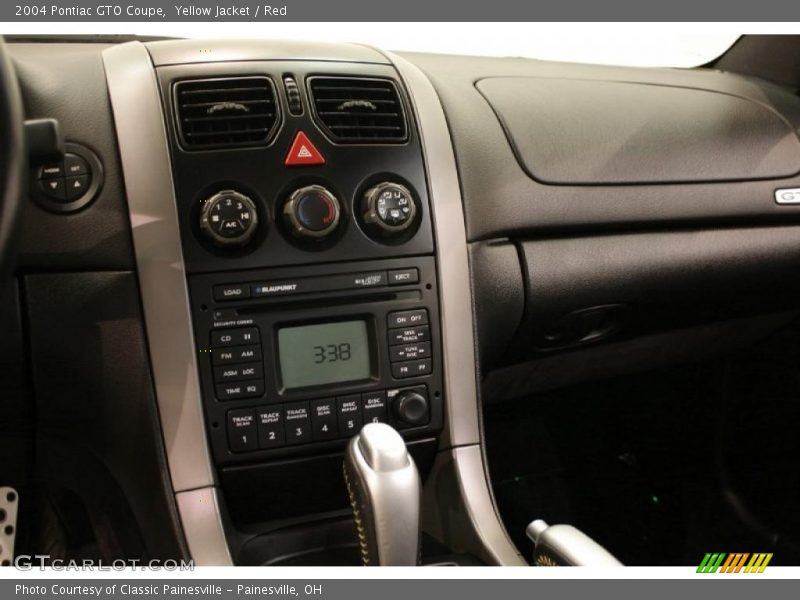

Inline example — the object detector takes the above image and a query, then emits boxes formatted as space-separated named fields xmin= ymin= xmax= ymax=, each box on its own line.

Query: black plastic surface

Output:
xmin=221 ymin=438 xmax=437 ymax=529
xmin=477 ymin=76 xmax=800 ymax=184
xmin=507 ymin=226 xmax=800 ymax=362
xmin=24 ymin=272 xmax=185 ymax=559
xmin=404 ymin=52 xmax=800 ymax=241
xmin=9 ymin=43 xmax=134 ymax=270
xmin=0 ymin=279 xmax=31 ymax=487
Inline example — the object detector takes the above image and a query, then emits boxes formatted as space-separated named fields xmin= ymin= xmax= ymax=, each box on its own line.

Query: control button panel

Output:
xmin=31 ymin=143 xmax=103 ymax=214
xmin=387 ymin=309 xmax=433 ymax=379
xmin=226 ymin=386 xmax=429 ymax=453
xmin=210 ymin=327 xmax=265 ymax=400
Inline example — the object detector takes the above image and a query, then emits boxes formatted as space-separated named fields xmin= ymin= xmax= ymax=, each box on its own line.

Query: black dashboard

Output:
xmin=5 ymin=35 xmax=800 ymax=566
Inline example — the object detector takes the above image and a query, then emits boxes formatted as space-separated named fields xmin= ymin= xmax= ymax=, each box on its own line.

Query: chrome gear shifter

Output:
xmin=343 ymin=423 xmax=421 ymax=566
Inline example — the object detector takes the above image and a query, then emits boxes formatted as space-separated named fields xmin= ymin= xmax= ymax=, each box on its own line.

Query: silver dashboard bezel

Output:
xmin=103 ymin=39 xmax=522 ymax=566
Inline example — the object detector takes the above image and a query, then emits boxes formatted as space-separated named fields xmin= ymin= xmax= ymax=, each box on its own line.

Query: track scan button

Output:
xmin=227 ymin=409 xmax=257 ymax=453
xmin=388 ymin=325 xmax=430 ymax=346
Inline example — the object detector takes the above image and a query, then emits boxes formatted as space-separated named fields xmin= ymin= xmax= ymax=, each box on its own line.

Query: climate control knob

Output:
xmin=362 ymin=182 xmax=417 ymax=237
xmin=283 ymin=184 xmax=341 ymax=240
xmin=199 ymin=190 xmax=259 ymax=247
xmin=392 ymin=390 xmax=430 ymax=427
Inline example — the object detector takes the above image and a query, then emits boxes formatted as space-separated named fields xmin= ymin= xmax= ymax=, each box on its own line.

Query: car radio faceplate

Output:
xmin=189 ymin=256 xmax=443 ymax=466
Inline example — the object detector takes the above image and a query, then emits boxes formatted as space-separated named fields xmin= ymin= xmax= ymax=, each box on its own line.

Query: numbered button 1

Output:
xmin=284 ymin=402 xmax=311 ymax=445
xmin=227 ymin=409 xmax=257 ymax=453
xmin=311 ymin=399 xmax=338 ymax=441
xmin=257 ymin=406 xmax=285 ymax=449
xmin=337 ymin=395 xmax=363 ymax=437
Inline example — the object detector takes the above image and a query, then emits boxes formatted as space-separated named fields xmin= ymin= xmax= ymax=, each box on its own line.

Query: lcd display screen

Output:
xmin=278 ymin=320 xmax=371 ymax=389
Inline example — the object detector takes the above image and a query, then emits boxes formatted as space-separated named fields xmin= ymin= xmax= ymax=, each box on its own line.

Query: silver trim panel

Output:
xmin=103 ymin=42 xmax=232 ymax=565
xmin=387 ymin=51 xmax=526 ymax=566
xmin=176 ymin=487 xmax=233 ymax=566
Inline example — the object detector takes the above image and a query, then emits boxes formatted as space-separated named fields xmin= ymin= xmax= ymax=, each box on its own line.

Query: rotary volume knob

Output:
xmin=283 ymin=184 xmax=342 ymax=240
xmin=200 ymin=190 xmax=259 ymax=247
xmin=362 ymin=182 xmax=417 ymax=237
xmin=393 ymin=390 xmax=430 ymax=426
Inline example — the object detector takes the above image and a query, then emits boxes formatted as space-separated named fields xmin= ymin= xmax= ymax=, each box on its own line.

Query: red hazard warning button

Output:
xmin=285 ymin=131 xmax=325 ymax=166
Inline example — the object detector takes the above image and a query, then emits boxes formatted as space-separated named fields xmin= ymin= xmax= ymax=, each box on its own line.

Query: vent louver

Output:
xmin=174 ymin=77 xmax=279 ymax=150
xmin=309 ymin=77 xmax=408 ymax=143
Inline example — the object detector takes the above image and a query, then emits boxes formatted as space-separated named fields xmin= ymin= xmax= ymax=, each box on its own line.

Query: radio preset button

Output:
xmin=257 ymin=406 xmax=285 ymax=449
xmin=388 ymin=325 xmax=429 ymax=346
xmin=211 ymin=345 xmax=262 ymax=365
xmin=215 ymin=380 xmax=264 ymax=401
xmin=214 ymin=284 xmax=251 ymax=301
xmin=390 ymin=342 xmax=431 ymax=362
xmin=388 ymin=268 xmax=419 ymax=286
xmin=337 ymin=395 xmax=363 ymax=436
xmin=362 ymin=391 xmax=388 ymax=424
xmin=392 ymin=359 xmax=432 ymax=379
xmin=227 ymin=409 xmax=258 ymax=453
xmin=213 ymin=362 xmax=264 ymax=382
xmin=311 ymin=399 xmax=339 ymax=441
xmin=388 ymin=309 xmax=428 ymax=329
xmin=211 ymin=327 xmax=260 ymax=347
xmin=285 ymin=403 xmax=312 ymax=445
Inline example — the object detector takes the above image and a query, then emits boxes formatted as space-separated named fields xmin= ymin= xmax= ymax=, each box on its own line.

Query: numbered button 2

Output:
xmin=257 ymin=406 xmax=285 ymax=449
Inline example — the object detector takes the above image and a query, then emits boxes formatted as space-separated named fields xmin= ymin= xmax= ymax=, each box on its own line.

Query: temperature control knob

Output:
xmin=362 ymin=182 xmax=417 ymax=237
xmin=392 ymin=390 xmax=429 ymax=427
xmin=283 ymin=184 xmax=342 ymax=240
xmin=199 ymin=190 xmax=259 ymax=247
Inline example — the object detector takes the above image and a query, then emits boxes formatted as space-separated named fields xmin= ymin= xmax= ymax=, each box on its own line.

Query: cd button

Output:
xmin=210 ymin=327 xmax=260 ymax=347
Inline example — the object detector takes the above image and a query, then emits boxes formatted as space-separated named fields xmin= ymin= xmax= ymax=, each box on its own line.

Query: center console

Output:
xmin=103 ymin=39 xmax=524 ymax=567
xmin=151 ymin=59 xmax=444 ymax=474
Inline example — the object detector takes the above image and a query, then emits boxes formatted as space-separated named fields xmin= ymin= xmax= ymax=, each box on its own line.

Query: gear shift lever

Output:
xmin=343 ymin=423 xmax=421 ymax=566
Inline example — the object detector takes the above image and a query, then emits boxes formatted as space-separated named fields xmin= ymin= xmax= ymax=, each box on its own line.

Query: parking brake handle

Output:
xmin=526 ymin=519 xmax=623 ymax=566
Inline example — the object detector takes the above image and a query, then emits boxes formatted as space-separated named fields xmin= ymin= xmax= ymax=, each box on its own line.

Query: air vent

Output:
xmin=174 ymin=77 xmax=279 ymax=150
xmin=309 ymin=77 xmax=408 ymax=143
